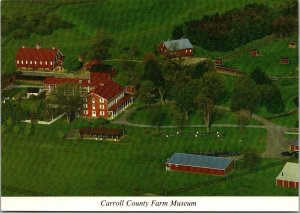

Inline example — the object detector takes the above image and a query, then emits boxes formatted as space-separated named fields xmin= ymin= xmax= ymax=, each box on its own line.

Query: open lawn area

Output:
xmin=2 ymin=117 xmax=289 ymax=196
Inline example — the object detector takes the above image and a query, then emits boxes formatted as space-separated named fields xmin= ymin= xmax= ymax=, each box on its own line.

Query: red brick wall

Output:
xmin=158 ymin=43 xmax=193 ymax=58
xmin=276 ymin=179 xmax=299 ymax=188
xmin=84 ymin=94 xmax=108 ymax=118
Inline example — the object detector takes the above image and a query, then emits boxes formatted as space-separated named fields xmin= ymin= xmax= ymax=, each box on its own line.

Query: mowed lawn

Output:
xmin=1 ymin=0 xmax=285 ymax=74
xmin=1 ymin=117 xmax=275 ymax=196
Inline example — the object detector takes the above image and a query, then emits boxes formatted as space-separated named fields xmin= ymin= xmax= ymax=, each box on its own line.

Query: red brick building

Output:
xmin=250 ymin=49 xmax=259 ymax=57
xmin=165 ymin=153 xmax=234 ymax=176
xmin=159 ymin=38 xmax=193 ymax=58
xmin=281 ymin=58 xmax=290 ymax=64
xmin=16 ymin=44 xmax=64 ymax=71
xmin=44 ymin=64 xmax=133 ymax=119
xmin=276 ymin=162 xmax=299 ymax=188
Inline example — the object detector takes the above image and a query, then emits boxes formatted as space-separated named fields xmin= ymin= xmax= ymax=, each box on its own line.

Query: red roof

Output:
xmin=90 ymin=80 xmax=123 ymax=100
xmin=108 ymin=94 xmax=132 ymax=111
xmin=16 ymin=47 xmax=60 ymax=61
xmin=84 ymin=59 xmax=102 ymax=69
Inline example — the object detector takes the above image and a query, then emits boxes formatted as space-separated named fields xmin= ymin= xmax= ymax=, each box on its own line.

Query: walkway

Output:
xmin=112 ymin=104 xmax=298 ymax=158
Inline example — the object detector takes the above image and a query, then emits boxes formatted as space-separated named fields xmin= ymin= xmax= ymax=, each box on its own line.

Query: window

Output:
xmin=92 ymin=111 xmax=96 ymax=116
xmin=34 ymin=61 xmax=37 ymax=65
xmin=83 ymin=104 xmax=87 ymax=108
xmin=79 ymin=80 xmax=82 ymax=83
xmin=45 ymin=61 xmax=47 ymax=65
xmin=25 ymin=60 xmax=28 ymax=64
xmin=190 ymin=49 xmax=192 ymax=53
xmin=21 ymin=60 xmax=23 ymax=64
xmin=185 ymin=50 xmax=187 ymax=53
xmin=30 ymin=61 xmax=32 ymax=64
xmin=40 ymin=61 xmax=42 ymax=65
xmin=84 ymin=110 xmax=88 ymax=115
xmin=92 ymin=104 xmax=95 ymax=110
xmin=100 ymin=111 xmax=104 ymax=116
xmin=92 ymin=98 xmax=95 ymax=103
xmin=50 ymin=61 xmax=53 ymax=65
xmin=99 ymin=98 xmax=104 ymax=103
xmin=88 ymin=80 xmax=91 ymax=84
xmin=17 ymin=60 xmax=19 ymax=64
xmin=85 ymin=97 xmax=88 ymax=102
xmin=100 ymin=104 xmax=104 ymax=109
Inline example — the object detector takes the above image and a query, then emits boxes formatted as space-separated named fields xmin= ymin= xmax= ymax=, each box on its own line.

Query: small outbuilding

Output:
xmin=165 ymin=153 xmax=234 ymax=176
xmin=288 ymin=41 xmax=297 ymax=49
xmin=281 ymin=57 xmax=289 ymax=64
xmin=124 ymin=85 xmax=136 ymax=95
xmin=276 ymin=162 xmax=299 ymax=188
xmin=79 ymin=127 xmax=124 ymax=141
xmin=159 ymin=38 xmax=193 ymax=58
xmin=26 ymin=87 xmax=42 ymax=98
xmin=290 ymin=139 xmax=299 ymax=152
xmin=250 ymin=49 xmax=259 ymax=57
xmin=214 ymin=58 xmax=222 ymax=65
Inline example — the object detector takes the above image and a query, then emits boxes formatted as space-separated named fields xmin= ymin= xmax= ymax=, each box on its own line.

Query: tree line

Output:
xmin=2 ymin=13 xmax=74 ymax=39
xmin=172 ymin=1 xmax=298 ymax=51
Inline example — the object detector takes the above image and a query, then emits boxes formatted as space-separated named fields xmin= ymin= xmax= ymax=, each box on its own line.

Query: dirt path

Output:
xmin=112 ymin=104 xmax=297 ymax=158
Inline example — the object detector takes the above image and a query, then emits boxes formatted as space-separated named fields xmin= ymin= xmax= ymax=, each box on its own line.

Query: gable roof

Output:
xmin=163 ymin=38 xmax=193 ymax=50
xmin=276 ymin=162 xmax=299 ymax=182
xmin=166 ymin=153 xmax=233 ymax=170
xmin=89 ymin=79 xmax=123 ymax=100
xmin=16 ymin=47 xmax=60 ymax=61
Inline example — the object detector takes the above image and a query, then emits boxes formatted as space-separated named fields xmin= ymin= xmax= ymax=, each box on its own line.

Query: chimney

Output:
xmin=36 ymin=43 xmax=41 ymax=49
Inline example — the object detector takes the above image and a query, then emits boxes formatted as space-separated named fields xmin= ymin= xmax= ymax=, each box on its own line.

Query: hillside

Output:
xmin=1 ymin=0 xmax=285 ymax=74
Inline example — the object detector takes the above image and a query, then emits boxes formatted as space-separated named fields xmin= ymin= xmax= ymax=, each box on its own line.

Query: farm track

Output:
xmin=112 ymin=104 xmax=298 ymax=159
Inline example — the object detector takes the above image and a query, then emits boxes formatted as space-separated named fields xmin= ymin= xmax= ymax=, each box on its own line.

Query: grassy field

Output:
xmin=1 ymin=0 xmax=287 ymax=74
xmin=128 ymin=104 xmax=262 ymax=126
xmin=2 ymin=116 xmax=284 ymax=196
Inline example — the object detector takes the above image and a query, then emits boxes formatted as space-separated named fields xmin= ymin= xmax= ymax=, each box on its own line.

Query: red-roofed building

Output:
xmin=16 ymin=44 xmax=64 ymax=71
xmin=43 ymin=69 xmax=133 ymax=119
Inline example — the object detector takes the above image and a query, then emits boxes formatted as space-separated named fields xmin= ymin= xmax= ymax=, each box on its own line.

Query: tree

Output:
xmin=149 ymin=107 xmax=166 ymax=131
xmin=172 ymin=25 xmax=184 ymax=39
xmin=250 ymin=67 xmax=272 ymax=85
xmin=173 ymin=80 xmax=198 ymax=120
xmin=171 ymin=104 xmax=186 ymax=130
xmin=138 ymin=80 xmax=155 ymax=108
xmin=242 ymin=150 xmax=261 ymax=171
xmin=193 ymin=59 xmax=215 ymax=78
xmin=63 ymin=55 xmax=82 ymax=71
xmin=272 ymin=16 xmax=297 ymax=38
xmin=231 ymin=76 xmax=260 ymax=114
xmin=46 ymin=83 xmax=84 ymax=123
xmin=195 ymin=72 xmax=226 ymax=131
xmin=258 ymin=84 xmax=285 ymax=114
xmin=88 ymin=30 xmax=113 ymax=60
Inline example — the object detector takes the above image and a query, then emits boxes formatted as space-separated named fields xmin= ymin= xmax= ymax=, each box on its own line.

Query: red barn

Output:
xmin=214 ymin=58 xmax=222 ymax=65
xmin=16 ymin=44 xmax=64 ymax=71
xmin=165 ymin=153 xmax=234 ymax=176
xmin=281 ymin=58 xmax=289 ymax=64
xmin=290 ymin=140 xmax=299 ymax=152
xmin=276 ymin=162 xmax=299 ymax=188
xmin=250 ymin=49 xmax=259 ymax=57
xmin=159 ymin=38 xmax=193 ymax=58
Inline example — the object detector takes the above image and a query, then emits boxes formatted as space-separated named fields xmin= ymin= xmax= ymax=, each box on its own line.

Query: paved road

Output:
xmin=112 ymin=104 xmax=298 ymax=158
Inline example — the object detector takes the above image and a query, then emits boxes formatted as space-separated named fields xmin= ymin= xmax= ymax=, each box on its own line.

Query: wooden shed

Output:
xmin=288 ymin=41 xmax=297 ymax=49
xmin=290 ymin=139 xmax=299 ymax=152
xmin=214 ymin=58 xmax=222 ymax=65
xmin=281 ymin=58 xmax=289 ymax=64
xmin=165 ymin=153 xmax=234 ymax=176
xmin=79 ymin=127 xmax=124 ymax=141
xmin=276 ymin=162 xmax=299 ymax=188
xmin=250 ymin=49 xmax=259 ymax=57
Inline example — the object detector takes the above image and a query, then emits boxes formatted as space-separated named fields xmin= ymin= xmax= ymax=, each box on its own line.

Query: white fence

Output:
xmin=21 ymin=113 xmax=65 ymax=125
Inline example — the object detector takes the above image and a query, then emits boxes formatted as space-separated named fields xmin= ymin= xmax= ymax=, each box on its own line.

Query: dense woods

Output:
xmin=173 ymin=1 xmax=298 ymax=51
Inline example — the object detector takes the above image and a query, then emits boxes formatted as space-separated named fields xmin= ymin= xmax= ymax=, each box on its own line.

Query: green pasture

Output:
xmin=2 ymin=117 xmax=270 ymax=196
